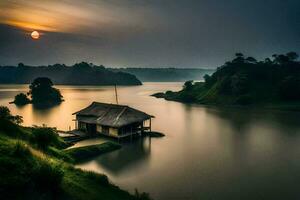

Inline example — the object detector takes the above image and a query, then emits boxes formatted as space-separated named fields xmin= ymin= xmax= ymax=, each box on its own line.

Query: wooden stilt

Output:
xmin=149 ymin=135 xmax=151 ymax=151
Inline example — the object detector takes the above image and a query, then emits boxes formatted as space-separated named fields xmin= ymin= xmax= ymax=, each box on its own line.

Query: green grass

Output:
xmin=0 ymin=120 xmax=151 ymax=200
xmin=62 ymin=168 xmax=137 ymax=200
xmin=65 ymin=142 xmax=121 ymax=163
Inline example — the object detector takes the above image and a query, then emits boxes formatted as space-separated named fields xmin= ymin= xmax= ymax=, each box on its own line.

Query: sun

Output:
xmin=31 ymin=31 xmax=40 ymax=39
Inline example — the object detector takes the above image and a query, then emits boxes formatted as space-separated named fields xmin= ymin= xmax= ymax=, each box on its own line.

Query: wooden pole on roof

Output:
xmin=114 ymin=84 xmax=119 ymax=104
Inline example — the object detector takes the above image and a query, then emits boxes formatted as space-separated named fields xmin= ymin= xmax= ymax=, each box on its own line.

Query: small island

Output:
xmin=153 ymin=52 xmax=300 ymax=108
xmin=12 ymin=77 xmax=63 ymax=107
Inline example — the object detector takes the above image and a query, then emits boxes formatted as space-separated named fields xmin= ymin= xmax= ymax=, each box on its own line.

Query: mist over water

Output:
xmin=1 ymin=83 xmax=300 ymax=200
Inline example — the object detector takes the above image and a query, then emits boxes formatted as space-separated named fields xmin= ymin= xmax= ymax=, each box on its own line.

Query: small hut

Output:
xmin=72 ymin=102 xmax=154 ymax=138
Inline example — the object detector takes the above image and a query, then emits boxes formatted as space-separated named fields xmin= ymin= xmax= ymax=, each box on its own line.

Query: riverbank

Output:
xmin=65 ymin=142 xmax=121 ymax=163
xmin=0 ymin=118 xmax=151 ymax=200
xmin=153 ymin=91 xmax=300 ymax=112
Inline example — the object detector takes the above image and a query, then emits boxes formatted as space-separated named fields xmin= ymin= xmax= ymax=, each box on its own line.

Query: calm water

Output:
xmin=1 ymin=83 xmax=300 ymax=200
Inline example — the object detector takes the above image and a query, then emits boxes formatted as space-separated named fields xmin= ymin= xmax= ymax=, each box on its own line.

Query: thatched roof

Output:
xmin=73 ymin=102 xmax=153 ymax=128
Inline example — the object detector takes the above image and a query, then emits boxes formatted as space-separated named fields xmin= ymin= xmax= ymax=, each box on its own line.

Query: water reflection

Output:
xmin=93 ymin=138 xmax=151 ymax=175
xmin=0 ymin=83 xmax=300 ymax=200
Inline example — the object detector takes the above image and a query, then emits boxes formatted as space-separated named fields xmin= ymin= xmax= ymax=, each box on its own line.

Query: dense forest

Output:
xmin=0 ymin=62 xmax=141 ymax=85
xmin=153 ymin=52 xmax=300 ymax=107
xmin=109 ymin=68 xmax=215 ymax=82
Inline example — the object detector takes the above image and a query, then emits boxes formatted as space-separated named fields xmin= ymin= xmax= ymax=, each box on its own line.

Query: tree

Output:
xmin=0 ymin=106 xmax=23 ymax=124
xmin=235 ymin=53 xmax=244 ymax=58
xmin=272 ymin=53 xmax=297 ymax=64
xmin=286 ymin=52 xmax=299 ymax=61
xmin=245 ymin=57 xmax=257 ymax=63
xmin=264 ymin=58 xmax=272 ymax=64
xmin=183 ymin=80 xmax=193 ymax=91
xmin=14 ymin=93 xmax=31 ymax=105
xmin=73 ymin=62 xmax=92 ymax=70
xmin=279 ymin=76 xmax=300 ymax=100
xmin=18 ymin=63 xmax=25 ymax=68
xmin=29 ymin=77 xmax=63 ymax=106
xmin=232 ymin=53 xmax=245 ymax=63
xmin=230 ymin=73 xmax=249 ymax=95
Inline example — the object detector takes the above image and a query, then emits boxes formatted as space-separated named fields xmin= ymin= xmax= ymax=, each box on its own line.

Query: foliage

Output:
xmin=29 ymin=77 xmax=63 ymax=106
xmin=12 ymin=77 xmax=64 ymax=108
xmin=156 ymin=52 xmax=300 ymax=106
xmin=13 ymin=93 xmax=31 ymax=105
xmin=183 ymin=80 xmax=193 ymax=90
xmin=0 ymin=106 xmax=23 ymax=124
xmin=110 ymin=68 xmax=214 ymax=82
xmin=0 ymin=62 xmax=142 ymax=85
xmin=30 ymin=126 xmax=63 ymax=150
xmin=279 ymin=76 xmax=300 ymax=100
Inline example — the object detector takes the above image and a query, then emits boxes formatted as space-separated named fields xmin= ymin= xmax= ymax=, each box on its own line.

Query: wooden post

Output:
xmin=149 ymin=134 xmax=151 ymax=151
xmin=149 ymin=118 xmax=152 ymax=132
xmin=130 ymin=126 xmax=133 ymax=142
xmin=114 ymin=84 xmax=119 ymax=105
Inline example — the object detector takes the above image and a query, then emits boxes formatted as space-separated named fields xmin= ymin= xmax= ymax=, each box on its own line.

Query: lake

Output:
xmin=1 ymin=83 xmax=300 ymax=200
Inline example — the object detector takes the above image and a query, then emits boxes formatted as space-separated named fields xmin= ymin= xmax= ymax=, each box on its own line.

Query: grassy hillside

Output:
xmin=0 ymin=114 xmax=151 ymax=200
xmin=153 ymin=52 xmax=300 ymax=108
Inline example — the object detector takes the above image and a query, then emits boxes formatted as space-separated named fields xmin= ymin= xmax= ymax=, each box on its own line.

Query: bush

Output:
xmin=165 ymin=90 xmax=173 ymax=95
xmin=0 ymin=119 xmax=25 ymax=139
xmin=0 ymin=106 xmax=23 ymax=124
xmin=31 ymin=127 xmax=60 ymax=150
xmin=14 ymin=93 xmax=30 ymax=105
xmin=183 ymin=80 xmax=193 ymax=91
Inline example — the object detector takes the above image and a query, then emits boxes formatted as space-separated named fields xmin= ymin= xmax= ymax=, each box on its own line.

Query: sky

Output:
xmin=0 ymin=0 xmax=299 ymax=68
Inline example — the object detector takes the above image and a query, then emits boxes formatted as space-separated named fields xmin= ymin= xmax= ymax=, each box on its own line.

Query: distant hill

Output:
xmin=153 ymin=52 xmax=300 ymax=108
xmin=109 ymin=68 xmax=215 ymax=82
xmin=0 ymin=62 xmax=141 ymax=86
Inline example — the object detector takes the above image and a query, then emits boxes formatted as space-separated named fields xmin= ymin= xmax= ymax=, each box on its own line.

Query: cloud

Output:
xmin=0 ymin=0 xmax=299 ymax=67
xmin=0 ymin=0 xmax=161 ymax=36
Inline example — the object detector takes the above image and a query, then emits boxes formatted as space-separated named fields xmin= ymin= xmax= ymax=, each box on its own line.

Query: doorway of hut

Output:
xmin=86 ymin=123 xmax=97 ymax=135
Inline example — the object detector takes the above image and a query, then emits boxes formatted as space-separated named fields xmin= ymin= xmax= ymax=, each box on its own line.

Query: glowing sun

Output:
xmin=31 ymin=31 xmax=40 ymax=39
